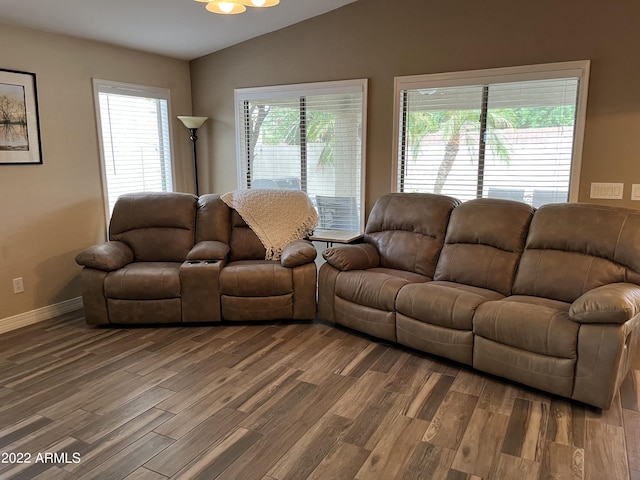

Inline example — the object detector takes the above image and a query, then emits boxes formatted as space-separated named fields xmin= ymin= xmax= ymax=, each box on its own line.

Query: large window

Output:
xmin=393 ymin=61 xmax=590 ymax=206
xmin=93 ymin=80 xmax=174 ymax=218
xmin=235 ymin=79 xmax=367 ymax=231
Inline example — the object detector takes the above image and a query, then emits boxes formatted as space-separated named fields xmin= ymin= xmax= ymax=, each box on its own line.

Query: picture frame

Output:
xmin=0 ymin=68 xmax=42 ymax=165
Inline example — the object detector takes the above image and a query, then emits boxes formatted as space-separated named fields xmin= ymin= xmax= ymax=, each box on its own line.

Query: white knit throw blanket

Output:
xmin=221 ymin=189 xmax=319 ymax=261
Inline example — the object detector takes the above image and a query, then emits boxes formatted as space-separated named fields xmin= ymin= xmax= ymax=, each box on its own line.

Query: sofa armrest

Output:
xmin=281 ymin=240 xmax=317 ymax=267
xmin=75 ymin=241 xmax=134 ymax=271
xmin=322 ymin=243 xmax=380 ymax=271
xmin=569 ymin=283 xmax=640 ymax=324
xmin=187 ymin=240 xmax=230 ymax=261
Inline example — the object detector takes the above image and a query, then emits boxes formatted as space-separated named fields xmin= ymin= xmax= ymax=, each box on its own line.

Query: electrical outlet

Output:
xmin=12 ymin=277 xmax=24 ymax=294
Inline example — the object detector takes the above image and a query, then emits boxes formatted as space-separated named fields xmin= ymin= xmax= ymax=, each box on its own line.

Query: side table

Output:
xmin=309 ymin=229 xmax=363 ymax=247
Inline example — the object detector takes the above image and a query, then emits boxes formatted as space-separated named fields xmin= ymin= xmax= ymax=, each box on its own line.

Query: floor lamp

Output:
xmin=177 ymin=116 xmax=208 ymax=195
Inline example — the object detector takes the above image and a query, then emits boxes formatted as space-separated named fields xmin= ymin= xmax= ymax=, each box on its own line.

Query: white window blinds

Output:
xmin=235 ymin=80 xmax=367 ymax=231
xmin=94 ymin=80 xmax=174 ymax=217
xmin=394 ymin=62 xmax=590 ymax=206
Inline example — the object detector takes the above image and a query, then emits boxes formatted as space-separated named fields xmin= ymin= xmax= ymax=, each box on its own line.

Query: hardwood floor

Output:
xmin=0 ymin=310 xmax=638 ymax=479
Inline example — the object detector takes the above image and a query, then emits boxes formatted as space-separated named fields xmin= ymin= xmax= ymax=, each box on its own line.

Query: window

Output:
xmin=235 ymin=79 xmax=367 ymax=231
xmin=93 ymin=80 xmax=174 ymax=218
xmin=393 ymin=61 xmax=590 ymax=206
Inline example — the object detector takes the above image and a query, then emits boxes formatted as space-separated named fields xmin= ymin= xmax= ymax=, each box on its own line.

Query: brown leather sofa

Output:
xmin=75 ymin=192 xmax=317 ymax=325
xmin=317 ymin=193 xmax=461 ymax=341
xmin=318 ymin=194 xmax=640 ymax=409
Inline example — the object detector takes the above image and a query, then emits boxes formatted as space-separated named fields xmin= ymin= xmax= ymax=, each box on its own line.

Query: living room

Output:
xmin=1 ymin=0 xmax=640 ymax=478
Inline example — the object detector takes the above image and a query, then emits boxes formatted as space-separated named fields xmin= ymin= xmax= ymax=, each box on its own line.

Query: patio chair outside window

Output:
xmin=316 ymin=195 xmax=359 ymax=231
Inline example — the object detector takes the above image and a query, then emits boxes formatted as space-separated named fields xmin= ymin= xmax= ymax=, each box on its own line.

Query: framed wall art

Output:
xmin=0 ymin=68 xmax=42 ymax=165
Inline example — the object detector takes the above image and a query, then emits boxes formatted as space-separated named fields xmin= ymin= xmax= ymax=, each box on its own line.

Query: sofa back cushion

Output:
xmin=228 ymin=210 xmax=267 ymax=261
xmin=513 ymin=203 xmax=640 ymax=302
xmin=195 ymin=194 xmax=231 ymax=244
xmin=434 ymin=198 xmax=534 ymax=295
xmin=364 ymin=193 xmax=460 ymax=277
xmin=109 ymin=192 xmax=197 ymax=262
xmin=195 ymin=194 xmax=265 ymax=261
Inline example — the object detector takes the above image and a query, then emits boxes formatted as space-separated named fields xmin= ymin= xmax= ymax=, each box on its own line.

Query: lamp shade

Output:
xmin=177 ymin=116 xmax=208 ymax=129
xmin=237 ymin=0 xmax=280 ymax=7
xmin=205 ymin=1 xmax=246 ymax=14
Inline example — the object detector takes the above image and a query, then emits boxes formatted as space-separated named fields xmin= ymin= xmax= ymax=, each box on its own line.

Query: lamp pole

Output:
xmin=177 ymin=116 xmax=208 ymax=196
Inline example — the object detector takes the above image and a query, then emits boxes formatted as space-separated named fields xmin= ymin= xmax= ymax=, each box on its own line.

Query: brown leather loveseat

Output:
xmin=318 ymin=193 xmax=640 ymax=409
xmin=75 ymin=192 xmax=318 ymax=326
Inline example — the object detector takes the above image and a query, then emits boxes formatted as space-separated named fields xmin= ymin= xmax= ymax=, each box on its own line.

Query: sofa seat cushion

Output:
xmin=220 ymin=260 xmax=293 ymax=297
xmin=397 ymin=315 xmax=475 ymax=365
xmin=397 ymin=281 xmax=504 ymax=331
xmin=104 ymin=262 xmax=181 ymax=300
xmin=473 ymin=295 xmax=578 ymax=359
xmin=335 ymin=268 xmax=429 ymax=311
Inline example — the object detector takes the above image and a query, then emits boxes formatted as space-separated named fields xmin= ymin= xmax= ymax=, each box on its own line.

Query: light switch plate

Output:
xmin=632 ymin=184 xmax=640 ymax=201
xmin=590 ymin=182 xmax=624 ymax=200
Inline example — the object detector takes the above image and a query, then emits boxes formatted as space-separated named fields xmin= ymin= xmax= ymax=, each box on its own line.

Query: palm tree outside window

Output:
xmin=235 ymin=80 xmax=367 ymax=231
xmin=394 ymin=61 xmax=590 ymax=206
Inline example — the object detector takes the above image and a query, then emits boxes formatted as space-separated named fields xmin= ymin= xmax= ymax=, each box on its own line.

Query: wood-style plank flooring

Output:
xmin=0 ymin=310 xmax=638 ymax=479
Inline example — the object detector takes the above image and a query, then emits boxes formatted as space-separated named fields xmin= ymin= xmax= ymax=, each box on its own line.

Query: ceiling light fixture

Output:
xmin=195 ymin=0 xmax=280 ymax=15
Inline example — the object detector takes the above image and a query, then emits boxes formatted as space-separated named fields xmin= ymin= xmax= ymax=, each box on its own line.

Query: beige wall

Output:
xmin=190 ymin=0 xmax=640 ymax=212
xmin=0 ymin=24 xmax=193 ymax=320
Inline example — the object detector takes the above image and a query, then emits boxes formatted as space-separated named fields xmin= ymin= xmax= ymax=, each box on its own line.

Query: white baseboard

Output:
xmin=0 ymin=297 xmax=84 ymax=335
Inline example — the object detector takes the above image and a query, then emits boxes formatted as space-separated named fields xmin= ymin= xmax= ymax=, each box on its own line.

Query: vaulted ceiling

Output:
xmin=0 ymin=0 xmax=358 ymax=60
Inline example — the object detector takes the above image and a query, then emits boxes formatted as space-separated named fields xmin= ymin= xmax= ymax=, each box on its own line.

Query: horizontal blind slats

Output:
xmin=398 ymin=75 xmax=579 ymax=205
xmin=97 ymin=89 xmax=173 ymax=215
xmin=236 ymin=82 xmax=366 ymax=231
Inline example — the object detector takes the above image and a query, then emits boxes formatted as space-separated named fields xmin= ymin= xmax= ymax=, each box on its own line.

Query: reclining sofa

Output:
xmin=318 ymin=193 xmax=640 ymax=409
xmin=75 ymin=192 xmax=318 ymax=325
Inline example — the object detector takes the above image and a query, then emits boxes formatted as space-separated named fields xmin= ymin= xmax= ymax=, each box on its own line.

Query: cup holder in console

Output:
xmin=185 ymin=260 xmax=219 ymax=265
